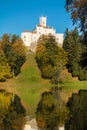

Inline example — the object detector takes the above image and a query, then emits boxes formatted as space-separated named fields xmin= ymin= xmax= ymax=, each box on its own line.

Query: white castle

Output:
xmin=21 ymin=16 xmax=64 ymax=51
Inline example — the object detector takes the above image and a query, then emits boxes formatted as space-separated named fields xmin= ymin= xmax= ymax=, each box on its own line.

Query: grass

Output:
xmin=60 ymin=80 xmax=87 ymax=102
xmin=0 ymin=53 xmax=53 ymax=117
xmin=0 ymin=53 xmax=87 ymax=117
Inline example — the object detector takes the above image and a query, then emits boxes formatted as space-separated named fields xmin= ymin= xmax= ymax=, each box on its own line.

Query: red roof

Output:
xmin=24 ymin=30 xmax=30 ymax=32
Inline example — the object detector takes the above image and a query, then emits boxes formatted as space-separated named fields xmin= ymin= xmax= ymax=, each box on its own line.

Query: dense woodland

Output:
xmin=65 ymin=0 xmax=87 ymax=80
xmin=0 ymin=34 xmax=26 ymax=81
xmin=36 ymin=0 xmax=87 ymax=130
xmin=63 ymin=27 xmax=87 ymax=80
xmin=65 ymin=0 xmax=87 ymax=130
xmin=0 ymin=34 xmax=27 ymax=129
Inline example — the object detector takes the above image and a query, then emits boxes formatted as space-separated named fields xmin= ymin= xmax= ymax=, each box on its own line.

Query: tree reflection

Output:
xmin=0 ymin=90 xmax=26 ymax=130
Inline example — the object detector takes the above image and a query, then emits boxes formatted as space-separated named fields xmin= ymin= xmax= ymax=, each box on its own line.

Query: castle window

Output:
xmin=43 ymin=21 xmax=45 ymax=25
xmin=24 ymin=36 xmax=26 ymax=41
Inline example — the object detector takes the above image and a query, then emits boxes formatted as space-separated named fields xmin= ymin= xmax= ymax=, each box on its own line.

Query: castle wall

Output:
xmin=21 ymin=31 xmax=32 ymax=46
xmin=21 ymin=17 xmax=64 ymax=50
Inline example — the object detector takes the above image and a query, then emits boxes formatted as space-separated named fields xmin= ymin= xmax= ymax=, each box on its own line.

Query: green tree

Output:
xmin=36 ymin=35 xmax=67 ymax=79
xmin=63 ymin=28 xmax=82 ymax=77
xmin=65 ymin=90 xmax=87 ymax=130
xmin=65 ymin=0 xmax=87 ymax=80
xmin=11 ymin=34 xmax=19 ymax=44
xmin=51 ymin=47 xmax=68 ymax=84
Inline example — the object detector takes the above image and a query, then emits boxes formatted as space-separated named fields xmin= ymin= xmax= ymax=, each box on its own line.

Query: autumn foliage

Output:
xmin=0 ymin=34 xmax=26 ymax=81
xmin=36 ymin=35 xmax=67 ymax=80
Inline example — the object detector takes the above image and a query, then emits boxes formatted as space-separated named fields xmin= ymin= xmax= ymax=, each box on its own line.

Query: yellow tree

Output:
xmin=11 ymin=38 xmax=26 ymax=76
xmin=0 ymin=42 xmax=12 ymax=81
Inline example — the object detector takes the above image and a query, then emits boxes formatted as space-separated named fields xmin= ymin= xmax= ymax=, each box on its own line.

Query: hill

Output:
xmin=0 ymin=53 xmax=87 ymax=117
xmin=0 ymin=53 xmax=53 ymax=117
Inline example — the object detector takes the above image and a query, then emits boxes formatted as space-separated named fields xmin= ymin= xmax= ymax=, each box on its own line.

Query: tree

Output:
xmin=11 ymin=34 xmax=19 ymax=44
xmin=51 ymin=47 xmax=68 ymax=84
xmin=65 ymin=0 xmax=87 ymax=79
xmin=12 ymin=38 xmax=26 ymax=76
xmin=0 ymin=42 xmax=12 ymax=81
xmin=65 ymin=0 xmax=87 ymax=34
xmin=63 ymin=28 xmax=82 ymax=77
xmin=36 ymin=35 xmax=67 ymax=79
xmin=0 ymin=33 xmax=26 ymax=77
xmin=65 ymin=90 xmax=87 ymax=130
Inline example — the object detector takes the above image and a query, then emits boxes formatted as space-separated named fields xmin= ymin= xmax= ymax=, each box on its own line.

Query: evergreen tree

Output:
xmin=65 ymin=0 xmax=87 ymax=80
xmin=63 ymin=28 xmax=82 ymax=77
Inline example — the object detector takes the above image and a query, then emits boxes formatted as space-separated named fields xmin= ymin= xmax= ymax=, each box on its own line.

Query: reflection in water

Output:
xmin=0 ymin=90 xmax=26 ymax=130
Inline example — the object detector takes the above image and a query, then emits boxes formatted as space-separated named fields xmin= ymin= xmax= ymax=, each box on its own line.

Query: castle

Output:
xmin=21 ymin=16 xmax=64 ymax=51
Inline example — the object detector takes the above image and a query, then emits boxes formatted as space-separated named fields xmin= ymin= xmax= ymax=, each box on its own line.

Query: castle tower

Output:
xmin=40 ymin=16 xmax=47 ymax=27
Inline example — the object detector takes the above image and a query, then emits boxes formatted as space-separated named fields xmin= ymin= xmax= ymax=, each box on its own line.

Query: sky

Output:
xmin=0 ymin=0 xmax=75 ymax=37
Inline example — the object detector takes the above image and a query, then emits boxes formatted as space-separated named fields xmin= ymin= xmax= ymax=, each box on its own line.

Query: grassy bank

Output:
xmin=0 ymin=53 xmax=53 ymax=117
xmin=0 ymin=53 xmax=87 ymax=117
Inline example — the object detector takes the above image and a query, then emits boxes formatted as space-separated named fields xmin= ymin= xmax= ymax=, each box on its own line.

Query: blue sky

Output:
xmin=0 ymin=0 xmax=75 ymax=36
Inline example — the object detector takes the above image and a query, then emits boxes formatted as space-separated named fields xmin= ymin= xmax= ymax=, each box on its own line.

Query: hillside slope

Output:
xmin=0 ymin=53 xmax=87 ymax=117
xmin=0 ymin=53 xmax=53 ymax=117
